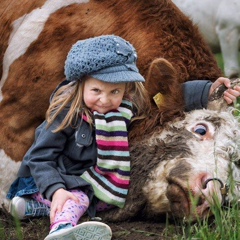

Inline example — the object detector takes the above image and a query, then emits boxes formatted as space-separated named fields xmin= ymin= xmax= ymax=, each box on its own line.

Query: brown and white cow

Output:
xmin=1 ymin=0 xmax=238 ymax=221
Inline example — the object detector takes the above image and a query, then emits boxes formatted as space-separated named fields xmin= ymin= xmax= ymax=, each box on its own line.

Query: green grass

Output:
xmin=214 ymin=53 xmax=225 ymax=72
xmin=214 ymin=52 xmax=240 ymax=76
xmin=162 ymin=193 xmax=240 ymax=239
xmin=177 ymin=205 xmax=240 ymax=240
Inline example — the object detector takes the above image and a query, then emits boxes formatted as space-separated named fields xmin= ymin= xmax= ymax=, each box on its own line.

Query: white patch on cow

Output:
xmin=0 ymin=149 xmax=21 ymax=209
xmin=0 ymin=0 xmax=89 ymax=102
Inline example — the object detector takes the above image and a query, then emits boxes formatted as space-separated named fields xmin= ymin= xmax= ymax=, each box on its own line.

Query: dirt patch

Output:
xmin=0 ymin=208 xmax=181 ymax=240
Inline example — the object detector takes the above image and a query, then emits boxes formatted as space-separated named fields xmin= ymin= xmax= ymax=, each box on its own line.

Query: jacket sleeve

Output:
xmin=18 ymin=109 xmax=74 ymax=199
xmin=183 ymin=80 xmax=212 ymax=112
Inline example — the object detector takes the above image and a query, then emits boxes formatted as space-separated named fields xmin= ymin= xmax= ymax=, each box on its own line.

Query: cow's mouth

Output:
xmin=166 ymin=182 xmax=212 ymax=221
xmin=166 ymin=181 xmax=191 ymax=218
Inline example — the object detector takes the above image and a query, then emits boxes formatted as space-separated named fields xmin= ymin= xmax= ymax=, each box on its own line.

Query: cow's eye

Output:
xmin=194 ymin=124 xmax=207 ymax=135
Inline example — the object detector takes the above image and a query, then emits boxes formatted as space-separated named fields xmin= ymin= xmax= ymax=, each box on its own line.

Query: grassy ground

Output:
xmin=1 ymin=202 xmax=240 ymax=240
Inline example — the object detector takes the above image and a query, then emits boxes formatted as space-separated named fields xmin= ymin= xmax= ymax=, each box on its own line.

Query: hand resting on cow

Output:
xmin=210 ymin=77 xmax=240 ymax=104
xmin=183 ymin=77 xmax=240 ymax=113
xmin=5 ymin=38 xmax=240 ymax=239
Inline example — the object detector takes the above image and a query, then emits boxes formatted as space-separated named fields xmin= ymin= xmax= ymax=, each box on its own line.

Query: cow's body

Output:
xmin=0 ymin=0 xmax=233 ymax=221
xmin=0 ymin=0 xmax=221 ymax=160
xmin=172 ymin=0 xmax=240 ymax=78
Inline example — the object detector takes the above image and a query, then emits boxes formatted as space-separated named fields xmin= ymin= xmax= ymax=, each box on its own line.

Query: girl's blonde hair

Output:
xmin=46 ymin=77 xmax=151 ymax=132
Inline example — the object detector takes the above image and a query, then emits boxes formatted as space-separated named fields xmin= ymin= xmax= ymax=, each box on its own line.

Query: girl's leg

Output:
xmin=32 ymin=192 xmax=114 ymax=217
xmin=96 ymin=201 xmax=115 ymax=212
xmin=40 ymin=192 xmax=112 ymax=240
xmin=50 ymin=189 xmax=89 ymax=232
xmin=31 ymin=192 xmax=51 ymax=207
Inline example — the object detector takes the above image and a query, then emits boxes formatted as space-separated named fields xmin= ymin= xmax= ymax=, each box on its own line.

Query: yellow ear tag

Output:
xmin=153 ymin=92 xmax=164 ymax=108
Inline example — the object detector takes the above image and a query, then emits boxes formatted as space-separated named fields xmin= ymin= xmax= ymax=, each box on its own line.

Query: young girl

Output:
xmin=7 ymin=35 xmax=240 ymax=240
xmin=7 ymin=35 xmax=149 ymax=240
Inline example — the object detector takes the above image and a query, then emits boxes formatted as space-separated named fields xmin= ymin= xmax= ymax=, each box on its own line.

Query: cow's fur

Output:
xmin=0 ymin=0 xmax=222 ymax=161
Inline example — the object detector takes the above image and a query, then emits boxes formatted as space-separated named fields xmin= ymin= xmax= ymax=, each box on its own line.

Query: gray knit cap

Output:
xmin=64 ymin=35 xmax=145 ymax=83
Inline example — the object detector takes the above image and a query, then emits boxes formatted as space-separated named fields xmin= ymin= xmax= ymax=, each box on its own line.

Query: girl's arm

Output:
xmin=182 ymin=80 xmax=212 ymax=111
xmin=183 ymin=77 xmax=240 ymax=111
xmin=18 ymin=109 xmax=73 ymax=199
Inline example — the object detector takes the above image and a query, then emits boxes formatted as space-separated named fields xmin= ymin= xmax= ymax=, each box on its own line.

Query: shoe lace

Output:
xmin=25 ymin=200 xmax=50 ymax=217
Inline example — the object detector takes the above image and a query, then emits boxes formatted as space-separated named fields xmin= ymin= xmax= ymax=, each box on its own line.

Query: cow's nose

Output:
xmin=200 ymin=177 xmax=224 ymax=206
xmin=182 ymin=176 xmax=225 ymax=219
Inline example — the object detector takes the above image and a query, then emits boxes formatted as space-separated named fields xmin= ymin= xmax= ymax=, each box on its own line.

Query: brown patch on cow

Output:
xmin=165 ymin=160 xmax=193 ymax=217
xmin=168 ymin=160 xmax=192 ymax=181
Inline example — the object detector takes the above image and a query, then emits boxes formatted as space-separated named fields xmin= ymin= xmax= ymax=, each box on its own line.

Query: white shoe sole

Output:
xmin=44 ymin=221 xmax=112 ymax=240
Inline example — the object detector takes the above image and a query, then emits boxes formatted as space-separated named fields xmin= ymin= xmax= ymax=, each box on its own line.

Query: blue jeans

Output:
xmin=7 ymin=177 xmax=38 ymax=199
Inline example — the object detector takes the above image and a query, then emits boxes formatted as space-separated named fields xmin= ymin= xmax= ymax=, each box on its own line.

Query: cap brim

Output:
xmin=90 ymin=71 xmax=145 ymax=83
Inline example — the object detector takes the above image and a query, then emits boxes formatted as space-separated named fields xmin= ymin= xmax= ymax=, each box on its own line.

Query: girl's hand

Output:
xmin=210 ymin=77 xmax=240 ymax=104
xmin=50 ymin=188 xmax=79 ymax=223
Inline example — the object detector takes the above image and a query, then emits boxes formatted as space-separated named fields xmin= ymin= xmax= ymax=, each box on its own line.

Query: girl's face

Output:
xmin=83 ymin=77 xmax=126 ymax=114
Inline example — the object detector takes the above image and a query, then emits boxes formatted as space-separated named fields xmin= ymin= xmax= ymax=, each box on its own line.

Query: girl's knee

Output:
xmin=70 ymin=189 xmax=90 ymax=207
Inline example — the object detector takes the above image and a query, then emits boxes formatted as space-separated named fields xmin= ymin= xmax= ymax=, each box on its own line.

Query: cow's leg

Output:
xmin=216 ymin=2 xmax=240 ymax=78
xmin=217 ymin=26 xmax=240 ymax=78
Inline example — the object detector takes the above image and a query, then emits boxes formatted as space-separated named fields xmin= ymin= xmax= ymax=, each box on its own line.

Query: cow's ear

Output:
xmin=145 ymin=58 xmax=180 ymax=107
xmin=144 ymin=58 xmax=185 ymax=124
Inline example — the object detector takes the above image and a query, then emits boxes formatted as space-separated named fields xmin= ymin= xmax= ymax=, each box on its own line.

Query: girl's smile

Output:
xmin=83 ymin=77 xmax=126 ymax=114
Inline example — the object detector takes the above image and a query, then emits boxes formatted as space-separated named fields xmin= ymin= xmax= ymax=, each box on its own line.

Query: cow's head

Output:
xmin=141 ymin=61 xmax=240 ymax=221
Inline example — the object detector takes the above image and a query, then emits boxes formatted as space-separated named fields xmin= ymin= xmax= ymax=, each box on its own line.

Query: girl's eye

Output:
xmin=193 ymin=124 xmax=207 ymax=135
xmin=112 ymin=89 xmax=120 ymax=94
xmin=92 ymin=88 xmax=100 ymax=93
